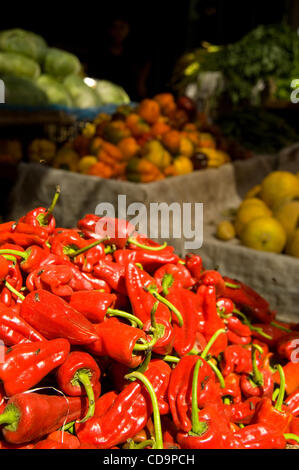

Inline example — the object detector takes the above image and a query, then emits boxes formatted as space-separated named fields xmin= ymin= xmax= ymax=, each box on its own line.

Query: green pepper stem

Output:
xmin=69 ymin=238 xmax=109 ymax=258
xmin=225 ymin=282 xmax=240 ymax=289
xmin=106 ymin=308 xmax=144 ymax=329
xmin=200 ymin=328 xmax=226 ymax=360
xmin=161 ymin=274 xmax=174 ymax=296
xmin=60 ymin=420 xmax=76 ymax=432
xmin=270 ymin=321 xmax=292 ymax=334
xmin=2 ymin=255 xmax=17 ymax=263
xmin=0 ymin=249 xmax=27 ymax=259
xmin=128 ymin=238 xmax=167 ymax=251
xmin=274 ymin=364 xmax=285 ymax=412
xmin=146 ymin=288 xmax=183 ymax=327
xmin=190 ymin=359 xmax=208 ymax=436
xmin=134 ymin=439 xmax=155 ymax=449
xmin=5 ymin=281 xmax=25 ymax=301
xmin=272 ymin=388 xmax=280 ymax=402
xmin=284 ymin=433 xmax=299 ymax=444
xmin=133 ymin=331 xmax=158 ymax=351
xmin=75 ymin=370 xmax=96 ymax=423
xmin=124 ymin=371 xmax=163 ymax=450
xmin=0 ymin=404 xmax=20 ymax=431
xmin=37 ymin=185 xmax=61 ymax=225
xmin=207 ymin=360 xmax=225 ymax=388
xmin=233 ymin=309 xmax=273 ymax=340
xmin=150 ymin=301 xmax=159 ymax=330
xmin=159 ymin=355 xmax=180 ymax=363
xmin=251 ymin=345 xmax=264 ymax=386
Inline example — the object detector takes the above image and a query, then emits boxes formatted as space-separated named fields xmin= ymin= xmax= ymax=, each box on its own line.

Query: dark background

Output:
xmin=0 ymin=0 xmax=294 ymax=99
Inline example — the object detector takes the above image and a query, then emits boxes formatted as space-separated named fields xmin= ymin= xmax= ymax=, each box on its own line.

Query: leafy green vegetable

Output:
xmin=2 ymin=74 xmax=48 ymax=106
xmin=0 ymin=28 xmax=47 ymax=63
xmin=94 ymin=80 xmax=130 ymax=105
xmin=44 ymin=48 xmax=81 ymax=79
xmin=0 ymin=52 xmax=40 ymax=79
xmin=63 ymin=75 xmax=100 ymax=108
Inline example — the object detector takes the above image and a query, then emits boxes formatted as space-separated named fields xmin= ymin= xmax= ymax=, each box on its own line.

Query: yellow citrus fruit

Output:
xmin=78 ymin=156 xmax=98 ymax=174
xmin=216 ymin=221 xmax=236 ymax=240
xmin=285 ymin=228 xmax=299 ymax=257
xmin=238 ymin=198 xmax=270 ymax=211
xmin=260 ymin=171 xmax=299 ymax=209
xmin=244 ymin=185 xmax=261 ymax=199
xmin=274 ymin=201 xmax=299 ymax=242
xmin=235 ymin=202 xmax=272 ymax=237
xmin=240 ymin=216 xmax=286 ymax=253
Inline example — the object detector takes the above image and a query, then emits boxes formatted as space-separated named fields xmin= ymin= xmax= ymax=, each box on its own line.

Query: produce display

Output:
xmin=25 ymin=94 xmax=234 ymax=182
xmin=216 ymin=171 xmax=299 ymax=257
xmin=0 ymin=29 xmax=130 ymax=108
xmin=0 ymin=188 xmax=298 ymax=449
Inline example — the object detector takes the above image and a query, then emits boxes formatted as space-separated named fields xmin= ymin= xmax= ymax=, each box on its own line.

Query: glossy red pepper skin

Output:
xmin=220 ymin=345 xmax=253 ymax=376
xmin=276 ymin=332 xmax=299 ymax=361
xmin=240 ymin=368 xmax=274 ymax=399
xmin=39 ymin=264 xmax=74 ymax=297
xmin=252 ymin=397 xmax=292 ymax=434
xmin=185 ymin=253 xmax=203 ymax=280
xmin=1 ymin=260 xmax=22 ymax=307
xmin=20 ymin=205 xmax=56 ymax=234
xmin=166 ymin=287 xmax=200 ymax=356
xmin=285 ymin=390 xmax=299 ymax=416
xmin=87 ymin=317 xmax=147 ymax=368
xmin=46 ymin=431 xmax=81 ymax=449
xmin=34 ymin=438 xmax=73 ymax=449
xmin=168 ymin=355 xmax=217 ymax=432
xmin=154 ymin=263 xmax=195 ymax=293
xmin=57 ymin=351 xmax=101 ymax=396
xmin=0 ymin=256 xmax=9 ymax=281
xmin=93 ymin=259 xmax=127 ymax=294
xmin=222 ymin=276 xmax=274 ymax=323
xmin=76 ymin=360 xmax=171 ymax=449
xmin=226 ymin=397 xmax=262 ymax=424
xmin=0 ymin=339 xmax=70 ymax=396
xmin=201 ymin=285 xmax=227 ymax=356
xmin=221 ymin=373 xmax=242 ymax=404
xmin=233 ymin=424 xmax=286 ymax=449
xmin=227 ymin=329 xmax=252 ymax=345
xmin=114 ymin=248 xmax=179 ymax=273
xmin=200 ymin=270 xmax=226 ymax=297
xmin=78 ymin=215 xmax=135 ymax=248
xmin=94 ymin=391 xmax=118 ymax=418
xmin=143 ymin=317 xmax=174 ymax=356
xmin=14 ymin=222 xmax=49 ymax=241
xmin=1 ymin=392 xmax=88 ymax=444
xmin=273 ymin=362 xmax=299 ymax=395
xmin=217 ymin=297 xmax=234 ymax=315
xmin=0 ymin=302 xmax=45 ymax=346
xmin=69 ymin=291 xmax=117 ymax=323
xmin=125 ymin=262 xmax=170 ymax=323
xmin=20 ymin=289 xmax=99 ymax=345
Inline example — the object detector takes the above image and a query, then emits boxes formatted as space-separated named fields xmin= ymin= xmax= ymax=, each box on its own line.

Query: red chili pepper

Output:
xmin=34 ymin=437 xmax=75 ymax=449
xmin=0 ymin=339 xmax=70 ymax=396
xmin=273 ymin=362 xmax=299 ymax=396
xmin=233 ymin=423 xmax=286 ymax=449
xmin=200 ymin=270 xmax=226 ymax=297
xmin=14 ymin=222 xmax=49 ymax=242
xmin=93 ymin=259 xmax=127 ymax=294
xmin=221 ymin=373 xmax=242 ymax=404
xmin=57 ymin=351 xmax=101 ymax=423
xmin=185 ymin=253 xmax=203 ymax=280
xmin=69 ymin=291 xmax=117 ymax=323
xmin=154 ymin=263 xmax=195 ymax=294
xmin=240 ymin=345 xmax=274 ymax=398
xmin=114 ymin=248 xmax=179 ymax=273
xmin=0 ymin=302 xmax=45 ymax=346
xmin=1 ymin=260 xmax=22 ymax=307
xmin=227 ymin=397 xmax=262 ymax=424
xmin=76 ymin=360 xmax=171 ymax=449
xmin=0 ymin=392 xmax=88 ymax=444
xmin=276 ymin=332 xmax=299 ymax=361
xmin=20 ymin=185 xmax=60 ymax=235
xmin=216 ymin=297 xmax=234 ymax=315
xmin=285 ymin=390 xmax=299 ymax=416
xmin=220 ymin=345 xmax=255 ymax=376
xmin=46 ymin=431 xmax=81 ymax=449
xmin=0 ymin=256 xmax=9 ymax=282
xmin=252 ymin=397 xmax=292 ymax=434
xmin=0 ymin=222 xmax=16 ymax=233
xmin=20 ymin=289 xmax=99 ymax=345
xmin=226 ymin=315 xmax=252 ymax=338
xmin=94 ymin=391 xmax=118 ymax=418
xmin=227 ymin=329 xmax=252 ymax=345
xmin=201 ymin=285 xmax=227 ymax=356
xmin=222 ymin=276 xmax=274 ymax=323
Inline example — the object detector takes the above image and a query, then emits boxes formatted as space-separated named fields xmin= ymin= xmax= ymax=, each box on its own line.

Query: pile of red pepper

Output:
xmin=0 ymin=187 xmax=299 ymax=450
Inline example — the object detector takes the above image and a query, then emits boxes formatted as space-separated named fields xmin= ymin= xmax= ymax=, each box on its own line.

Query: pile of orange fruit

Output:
xmin=30 ymin=94 xmax=232 ymax=182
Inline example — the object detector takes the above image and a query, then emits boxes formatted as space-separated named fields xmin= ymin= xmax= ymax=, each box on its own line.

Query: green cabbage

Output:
xmin=94 ymin=80 xmax=130 ymax=105
xmin=36 ymin=75 xmax=73 ymax=106
xmin=0 ymin=52 xmax=40 ymax=79
xmin=0 ymin=29 xmax=47 ymax=63
xmin=2 ymin=74 xmax=48 ymax=106
xmin=44 ymin=48 xmax=81 ymax=78
xmin=63 ymin=75 xmax=100 ymax=108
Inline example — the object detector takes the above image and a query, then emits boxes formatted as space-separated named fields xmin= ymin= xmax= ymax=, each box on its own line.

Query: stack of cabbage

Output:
xmin=0 ymin=29 xmax=130 ymax=108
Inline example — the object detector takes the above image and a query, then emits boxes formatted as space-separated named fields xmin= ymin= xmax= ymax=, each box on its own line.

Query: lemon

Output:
xmin=235 ymin=202 xmax=272 ymax=237
xmin=216 ymin=221 xmax=236 ymax=241
xmin=260 ymin=171 xmax=299 ymax=209
xmin=274 ymin=201 xmax=299 ymax=242
xmin=244 ymin=185 xmax=261 ymax=199
xmin=238 ymin=198 xmax=270 ymax=210
xmin=286 ymin=228 xmax=299 ymax=257
xmin=240 ymin=216 xmax=286 ymax=253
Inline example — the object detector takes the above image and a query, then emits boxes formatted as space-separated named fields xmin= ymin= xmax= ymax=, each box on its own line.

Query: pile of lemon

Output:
xmin=216 ymin=171 xmax=299 ymax=257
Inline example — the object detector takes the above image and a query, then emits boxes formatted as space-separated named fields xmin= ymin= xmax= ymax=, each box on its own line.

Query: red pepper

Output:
xmin=69 ymin=291 xmax=117 ymax=323
xmin=34 ymin=437 xmax=75 ymax=449
xmin=86 ymin=317 xmax=148 ymax=368
xmin=20 ymin=185 xmax=60 ymax=235
xmin=220 ymin=345 xmax=255 ymax=376
xmin=0 ymin=232 xmax=46 ymax=248
xmin=240 ymin=345 xmax=274 ymax=398
xmin=273 ymin=362 xmax=299 ymax=395
xmin=14 ymin=222 xmax=49 ymax=242
xmin=46 ymin=430 xmax=81 ymax=449
xmin=93 ymin=259 xmax=127 ymax=294
xmin=114 ymin=248 xmax=179 ymax=273
xmin=252 ymin=397 xmax=292 ymax=434
xmin=0 ymin=302 xmax=45 ymax=346
xmin=1 ymin=260 xmax=23 ymax=307
xmin=216 ymin=297 xmax=234 ymax=315
xmin=20 ymin=289 xmax=99 ymax=345
xmin=143 ymin=316 xmax=174 ymax=356
xmin=233 ymin=423 xmax=286 ymax=449
xmin=227 ymin=329 xmax=252 ymax=345
xmin=222 ymin=276 xmax=274 ymax=323
xmin=154 ymin=263 xmax=195 ymax=294
xmin=227 ymin=397 xmax=262 ymax=424
xmin=0 ymin=392 xmax=88 ymax=444
xmin=200 ymin=270 xmax=226 ymax=297
xmin=76 ymin=360 xmax=171 ymax=449
xmin=57 ymin=351 xmax=101 ymax=423
xmin=94 ymin=391 xmax=118 ymax=418
xmin=221 ymin=373 xmax=242 ymax=404
xmin=285 ymin=390 xmax=299 ymax=416
xmin=276 ymin=332 xmax=299 ymax=361
xmin=0 ymin=256 xmax=9 ymax=281
xmin=0 ymin=339 xmax=70 ymax=396
xmin=201 ymin=285 xmax=227 ymax=356
xmin=185 ymin=253 xmax=203 ymax=280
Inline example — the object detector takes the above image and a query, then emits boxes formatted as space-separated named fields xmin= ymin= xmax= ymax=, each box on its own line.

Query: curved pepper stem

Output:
xmin=207 ymin=359 xmax=225 ymax=388
xmin=274 ymin=364 xmax=285 ymax=412
xmin=270 ymin=321 xmax=292 ymax=334
xmin=0 ymin=249 xmax=28 ymax=260
xmin=190 ymin=359 xmax=208 ymax=436
xmin=233 ymin=309 xmax=273 ymax=340
xmin=200 ymin=328 xmax=226 ymax=360
xmin=5 ymin=281 xmax=25 ymax=301
xmin=251 ymin=344 xmax=264 ymax=386
xmin=128 ymin=238 xmax=167 ymax=251
xmin=69 ymin=237 xmax=109 ymax=258
xmin=106 ymin=308 xmax=144 ymax=329
xmin=159 ymin=354 xmax=180 ymax=363
xmin=161 ymin=274 xmax=174 ymax=296
xmin=124 ymin=371 xmax=163 ymax=450
xmin=37 ymin=185 xmax=61 ymax=226
xmin=284 ymin=433 xmax=299 ymax=444
xmin=74 ymin=369 xmax=96 ymax=423
xmin=145 ymin=286 xmax=184 ymax=327
xmin=224 ymin=282 xmax=240 ymax=289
